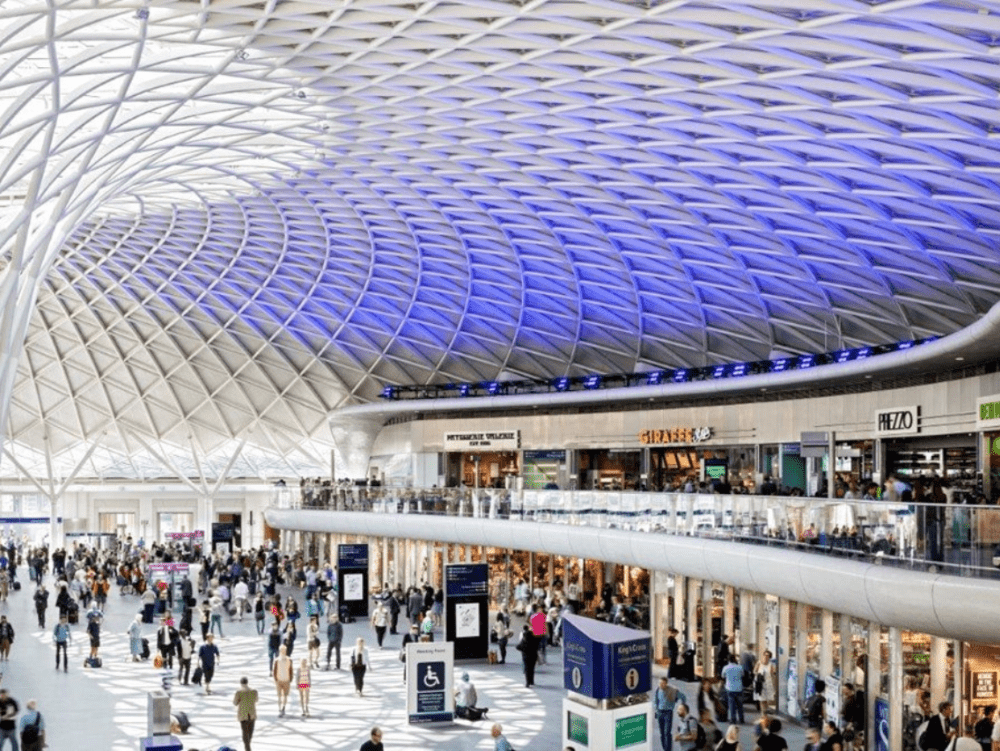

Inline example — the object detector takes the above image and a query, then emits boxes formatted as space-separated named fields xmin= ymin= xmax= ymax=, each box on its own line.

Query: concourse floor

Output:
xmin=0 ymin=572 xmax=809 ymax=751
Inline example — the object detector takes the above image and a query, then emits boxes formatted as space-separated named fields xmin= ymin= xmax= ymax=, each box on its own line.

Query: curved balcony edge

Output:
xmin=265 ymin=508 xmax=1000 ymax=644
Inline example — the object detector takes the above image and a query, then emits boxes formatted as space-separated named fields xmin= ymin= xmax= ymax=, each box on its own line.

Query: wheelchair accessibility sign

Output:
xmin=405 ymin=641 xmax=455 ymax=724
xmin=420 ymin=662 xmax=445 ymax=691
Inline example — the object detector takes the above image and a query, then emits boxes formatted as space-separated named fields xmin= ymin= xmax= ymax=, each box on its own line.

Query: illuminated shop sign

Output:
xmin=444 ymin=430 xmax=520 ymax=451
xmin=979 ymin=396 xmax=1000 ymax=430
xmin=638 ymin=427 xmax=712 ymax=444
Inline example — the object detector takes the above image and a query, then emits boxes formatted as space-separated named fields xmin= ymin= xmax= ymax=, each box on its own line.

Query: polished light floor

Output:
xmin=0 ymin=572 xmax=804 ymax=750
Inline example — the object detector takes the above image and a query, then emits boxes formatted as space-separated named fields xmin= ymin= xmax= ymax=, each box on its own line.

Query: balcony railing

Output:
xmin=271 ymin=486 xmax=1000 ymax=580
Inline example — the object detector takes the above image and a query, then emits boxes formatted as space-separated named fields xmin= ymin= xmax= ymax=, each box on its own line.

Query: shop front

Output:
xmin=880 ymin=402 xmax=978 ymax=501
xmin=443 ymin=430 xmax=521 ymax=488
xmin=577 ymin=448 xmax=640 ymax=490
xmin=964 ymin=643 xmax=1000 ymax=734
xmin=522 ymin=450 xmax=567 ymax=489
xmin=639 ymin=425 xmax=756 ymax=491
xmin=978 ymin=394 xmax=1000 ymax=502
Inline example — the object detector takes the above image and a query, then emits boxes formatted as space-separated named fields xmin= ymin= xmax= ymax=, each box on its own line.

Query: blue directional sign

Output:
xmin=562 ymin=614 xmax=651 ymax=700
xmin=338 ymin=543 xmax=369 ymax=569
xmin=445 ymin=563 xmax=488 ymax=597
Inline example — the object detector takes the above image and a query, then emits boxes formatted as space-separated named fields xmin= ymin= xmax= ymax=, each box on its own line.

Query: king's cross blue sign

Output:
xmin=562 ymin=614 xmax=651 ymax=700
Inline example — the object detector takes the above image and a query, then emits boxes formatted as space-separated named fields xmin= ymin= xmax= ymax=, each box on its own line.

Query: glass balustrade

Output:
xmin=273 ymin=485 xmax=1000 ymax=579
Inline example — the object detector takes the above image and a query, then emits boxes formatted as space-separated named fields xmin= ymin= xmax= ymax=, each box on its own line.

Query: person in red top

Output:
xmin=529 ymin=604 xmax=547 ymax=665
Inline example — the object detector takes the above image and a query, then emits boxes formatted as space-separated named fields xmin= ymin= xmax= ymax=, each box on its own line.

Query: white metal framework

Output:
xmin=1 ymin=0 xmax=1000 ymax=479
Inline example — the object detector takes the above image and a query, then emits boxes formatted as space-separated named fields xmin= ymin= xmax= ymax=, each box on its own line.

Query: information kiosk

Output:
xmin=561 ymin=614 xmax=653 ymax=751
xmin=337 ymin=543 xmax=370 ymax=619
xmin=444 ymin=562 xmax=489 ymax=659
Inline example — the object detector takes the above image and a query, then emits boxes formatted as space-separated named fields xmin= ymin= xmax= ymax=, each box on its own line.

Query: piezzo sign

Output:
xmin=443 ymin=430 xmax=520 ymax=451
xmin=875 ymin=406 xmax=920 ymax=436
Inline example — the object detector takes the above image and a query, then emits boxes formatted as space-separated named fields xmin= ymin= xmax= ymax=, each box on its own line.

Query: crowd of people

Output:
xmin=0 ymin=534 xmax=550 ymax=751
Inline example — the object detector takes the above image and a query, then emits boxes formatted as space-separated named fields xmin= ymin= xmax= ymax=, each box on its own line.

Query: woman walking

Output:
xmin=307 ymin=617 xmax=321 ymax=668
xmin=127 ymin=614 xmax=143 ymax=662
xmin=753 ymin=650 xmax=777 ymax=715
xmin=297 ymin=657 xmax=311 ymax=717
xmin=371 ymin=601 xmax=388 ymax=648
xmin=350 ymin=637 xmax=370 ymax=696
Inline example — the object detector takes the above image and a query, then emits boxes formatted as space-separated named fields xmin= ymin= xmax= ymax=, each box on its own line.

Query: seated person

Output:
xmin=455 ymin=672 xmax=488 ymax=721
xmin=170 ymin=711 xmax=191 ymax=735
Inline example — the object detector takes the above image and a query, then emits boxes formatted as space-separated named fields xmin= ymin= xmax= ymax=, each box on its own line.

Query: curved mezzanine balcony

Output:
xmin=266 ymin=487 xmax=1000 ymax=643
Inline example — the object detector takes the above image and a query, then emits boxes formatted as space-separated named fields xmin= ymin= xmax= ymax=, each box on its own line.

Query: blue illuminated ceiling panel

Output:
xmin=4 ymin=0 xmax=1000 ymax=477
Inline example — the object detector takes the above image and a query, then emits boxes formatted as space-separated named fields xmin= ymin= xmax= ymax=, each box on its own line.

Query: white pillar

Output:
xmin=724 ymin=585 xmax=735 ymax=647
xmin=739 ymin=590 xmax=753 ymax=651
xmin=702 ymin=580 xmax=714 ymax=678
xmin=796 ymin=602 xmax=809 ymax=711
xmin=820 ymin=609 xmax=834 ymax=679
xmin=889 ymin=627 xmax=904 ymax=751
xmin=931 ymin=637 xmax=949 ymax=708
xmin=777 ymin=598 xmax=790 ymax=712
xmin=839 ymin=613 xmax=852 ymax=689
xmin=867 ymin=622 xmax=881 ymax=751
xmin=686 ymin=577 xmax=699 ymax=670
xmin=673 ymin=575 xmax=686 ymax=634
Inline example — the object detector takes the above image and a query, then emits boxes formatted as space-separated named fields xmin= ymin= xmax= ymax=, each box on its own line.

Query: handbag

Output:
xmin=754 ymin=672 xmax=765 ymax=694
xmin=192 ymin=666 xmax=203 ymax=685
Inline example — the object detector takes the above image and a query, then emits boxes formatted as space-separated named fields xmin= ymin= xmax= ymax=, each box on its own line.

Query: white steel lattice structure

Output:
xmin=2 ymin=0 xmax=1000 ymax=480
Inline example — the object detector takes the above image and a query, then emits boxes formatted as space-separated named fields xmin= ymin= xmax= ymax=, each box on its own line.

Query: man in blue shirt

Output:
xmin=198 ymin=634 xmax=220 ymax=695
xmin=52 ymin=616 xmax=72 ymax=672
xmin=654 ymin=677 xmax=686 ymax=751
xmin=18 ymin=699 xmax=44 ymax=751
xmin=675 ymin=704 xmax=699 ymax=751
xmin=721 ymin=655 xmax=745 ymax=724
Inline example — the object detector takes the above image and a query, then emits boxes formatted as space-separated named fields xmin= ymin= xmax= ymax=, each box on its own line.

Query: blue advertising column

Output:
xmin=338 ymin=543 xmax=369 ymax=620
xmin=444 ymin=563 xmax=489 ymax=659
xmin=561 ymin=614 xmax=653 ymax=751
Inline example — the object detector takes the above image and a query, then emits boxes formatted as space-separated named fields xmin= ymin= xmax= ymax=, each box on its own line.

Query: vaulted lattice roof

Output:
xmin=2 ymin=0 xmax=1000 ymax=479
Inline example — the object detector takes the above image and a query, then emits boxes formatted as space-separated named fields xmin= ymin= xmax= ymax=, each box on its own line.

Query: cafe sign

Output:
xmin=638 ymin=427 xmax=712 ymax=445
xmin=444 ymin=430 xmax=520 ymax=451
xmin=978 ymin=395 xmax=1000 ymax=431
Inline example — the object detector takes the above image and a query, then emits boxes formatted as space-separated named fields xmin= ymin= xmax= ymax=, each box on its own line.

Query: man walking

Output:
xmin=33 ymin=585 xmax=48 ymax=629
xmin=721 ymin=655 xmax=745 ymax=724
xmin=654 ymin=676 xmax=685 ymax=751
xmin=0 ymin=690 xmax=17 ymax=751
xmin=52 ymin=616 xmax=71 ymax=672
xmin=0 ymin=617 xmax=14 ymax=662
xmin=233 ymin=676 xmax=259 ymax=751
xmin=18 ymin=700 xmax=44 ymax=751
xmin=198 ymin=634 xmax=220 ymax=695
xmin=326 ymin=612 xmax=343 ymax=670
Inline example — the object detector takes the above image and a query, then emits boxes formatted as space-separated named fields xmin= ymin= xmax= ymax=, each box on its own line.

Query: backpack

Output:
xmin=695 ymin=719 xmax=707 ymax=749
xmin=20 ymin=713 xmax=41 ymax=745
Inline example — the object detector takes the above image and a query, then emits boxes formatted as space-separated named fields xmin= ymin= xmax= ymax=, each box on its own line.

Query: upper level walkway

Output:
xmin=276 ymin=485 xmax=1000 ymax=579
xmin=267 ymin=487 xmax=1000 ymax=644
